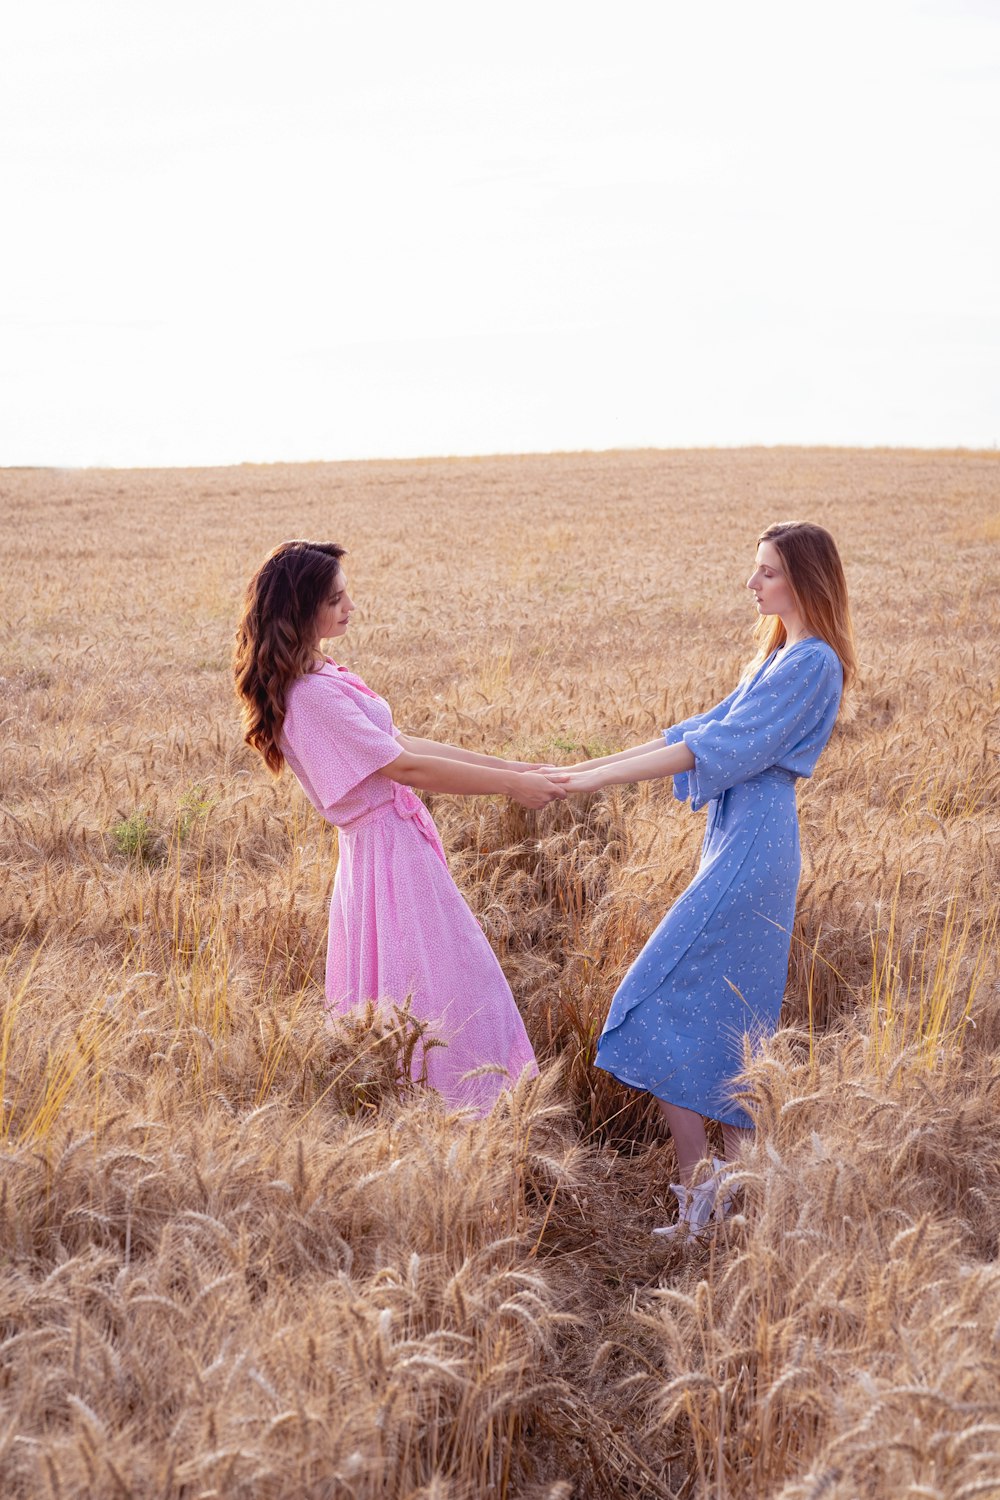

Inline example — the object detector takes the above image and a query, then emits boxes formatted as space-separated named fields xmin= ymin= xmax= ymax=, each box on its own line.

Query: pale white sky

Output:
xmin=1 ymin=0 xmax=998 ymax=466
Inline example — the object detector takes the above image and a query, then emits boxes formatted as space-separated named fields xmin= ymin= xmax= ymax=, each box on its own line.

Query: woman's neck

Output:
xmin=780 ymin=616 xmax=810 ymax=648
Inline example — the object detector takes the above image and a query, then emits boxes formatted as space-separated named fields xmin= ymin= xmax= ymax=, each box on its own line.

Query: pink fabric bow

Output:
xmin=390 ymin=782 xmax=440 ymax=849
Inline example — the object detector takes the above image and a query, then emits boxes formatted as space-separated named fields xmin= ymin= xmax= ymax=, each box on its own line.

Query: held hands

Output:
xmin=507 ymin=769 xmax=570 ymax=809
xmin=502 ymin=757 xmax=607 ymax=803
xmin=504 ymin=764 xmax=608 ymax=806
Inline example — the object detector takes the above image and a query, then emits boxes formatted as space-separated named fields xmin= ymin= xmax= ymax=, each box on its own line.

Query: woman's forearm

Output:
xmin=396 ymin=732 xmax=522 ymax=770
xmin=568 ymin=737 xmax=666 ymax=772
xmin=605 ymin=741 xmax=695 ymax=785
xmin=380 ymin=750 xmax=565 ymax=807
xmin=567 ymin=740 xmax=695 ymax=793
xmin=387 ymin=751 xmax=515 ymax=794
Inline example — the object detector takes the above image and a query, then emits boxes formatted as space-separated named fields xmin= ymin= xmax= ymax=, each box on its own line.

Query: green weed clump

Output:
xmin=176 ymin=783 xmax=215 ymax=840
xmin=109 ymin=808 xmax=165 ymax=866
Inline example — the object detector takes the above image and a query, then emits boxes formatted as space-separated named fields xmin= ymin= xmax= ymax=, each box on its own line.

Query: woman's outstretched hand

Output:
xmin=561 ymin=766 xmax=609 ymax=795
xmin=508 ymin=770 xmax=570 ymax=809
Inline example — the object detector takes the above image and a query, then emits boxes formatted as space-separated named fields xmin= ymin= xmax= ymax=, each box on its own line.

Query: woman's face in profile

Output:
xmin=311 ymin=568 xmax=354 ymax=646
xmin=747 ymin=541 xmax=796 ymax=621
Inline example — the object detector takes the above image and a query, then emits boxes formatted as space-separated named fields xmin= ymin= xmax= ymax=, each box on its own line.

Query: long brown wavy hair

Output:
xmin=234 ymin=539 xmax=346 ymax=774
xmin=747 ymin=521 xmax=857 ymax=695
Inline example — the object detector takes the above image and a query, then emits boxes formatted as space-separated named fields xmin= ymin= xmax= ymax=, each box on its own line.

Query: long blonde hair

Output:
xmin=747 ymin=521 xmax=857 ymax=694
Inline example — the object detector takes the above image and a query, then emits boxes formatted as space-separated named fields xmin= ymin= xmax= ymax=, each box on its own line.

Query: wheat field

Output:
xmin=1 ymin=448 xmax=998 ymax=1499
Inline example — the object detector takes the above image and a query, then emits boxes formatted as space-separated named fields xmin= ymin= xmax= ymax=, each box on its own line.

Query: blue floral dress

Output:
xmin=595 ymin=638 xmax=843 ymax=1127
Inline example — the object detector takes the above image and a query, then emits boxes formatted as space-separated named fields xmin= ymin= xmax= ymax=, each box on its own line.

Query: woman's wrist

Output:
xmin=466 ymin=749 xmax=526 ymax=772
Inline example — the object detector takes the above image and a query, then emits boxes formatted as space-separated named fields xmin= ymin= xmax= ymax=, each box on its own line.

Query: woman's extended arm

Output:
xmin=397 ymin=733 xmax=679 ymax=777
xmin=556 ymin=737 xmax=666 ymax=772
xmin=395 ymin=732 xmax=537 ymax=772
xmin=380 ymin=750 xmax=567 ymax=809
xmin=564 ymin=741 xmax=695 ymax=794
xmin=556 ymin=682 xmax=746 ymax=775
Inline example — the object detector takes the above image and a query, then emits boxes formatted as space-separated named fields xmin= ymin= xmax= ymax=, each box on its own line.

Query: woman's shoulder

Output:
xmin=805 ymin=637 xmax=842 ymax=673
xmin=285 ymin=662 xmax=389 ymax=732
xmin=784 ymin=637 xmax=843 ymax=695
xmin=291 ymin=660 xmax=371 ymax=689
xmin=780 ymin=636 xmax=841 ymax=671
xmin=760 ymin=639 xmax=841 ymax=698
xmin=286 ymin=663 xmax=358 ymax=713
xmin=287 ymin=663 xmax=334 ymax=695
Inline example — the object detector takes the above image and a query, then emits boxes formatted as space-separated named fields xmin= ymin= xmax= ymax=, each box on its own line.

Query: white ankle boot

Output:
xmin=653 ymin=1157 xmax=736 ymax=1239
xmin=710 ymin=1155 xmax=737 ymax=1219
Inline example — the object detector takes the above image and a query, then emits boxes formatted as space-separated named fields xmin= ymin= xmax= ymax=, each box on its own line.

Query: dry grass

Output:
xmin=0 ymin=447 xmax=998 ymax=1498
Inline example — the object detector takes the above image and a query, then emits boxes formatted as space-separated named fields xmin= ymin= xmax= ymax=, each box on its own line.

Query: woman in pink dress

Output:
xmin=234 ymin=539 xmax=566 ymax=1113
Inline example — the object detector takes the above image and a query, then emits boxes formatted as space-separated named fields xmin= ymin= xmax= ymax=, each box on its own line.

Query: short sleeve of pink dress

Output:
xmin=282 ymin=663 xmax=401 ymax=823
xmin=279 ymin=661 xmax=537 ymax=1114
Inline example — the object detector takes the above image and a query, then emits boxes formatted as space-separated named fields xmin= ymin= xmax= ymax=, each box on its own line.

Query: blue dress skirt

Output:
xmin=595 ymin=638 xmax=843 ymax=1128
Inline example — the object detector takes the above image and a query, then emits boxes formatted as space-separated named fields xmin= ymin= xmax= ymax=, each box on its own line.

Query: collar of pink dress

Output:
xmin=319 ymin=658 xmax=381 ymax=700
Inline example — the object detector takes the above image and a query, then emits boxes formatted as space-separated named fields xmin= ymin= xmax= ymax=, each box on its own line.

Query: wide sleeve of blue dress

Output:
xmin=661 ymin=682 xmax=743 ymax=806
xmin=673 ymin=642 xmax=843 ymax=812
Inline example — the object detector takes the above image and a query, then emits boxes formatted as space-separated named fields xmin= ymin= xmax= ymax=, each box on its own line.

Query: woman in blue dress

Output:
xmin=563 ymin=521 xmax=856 ymax=1234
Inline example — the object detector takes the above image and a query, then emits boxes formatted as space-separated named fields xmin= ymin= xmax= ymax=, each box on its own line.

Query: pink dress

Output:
xmin=281 ymin=660 xmax=538 ymax=1112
